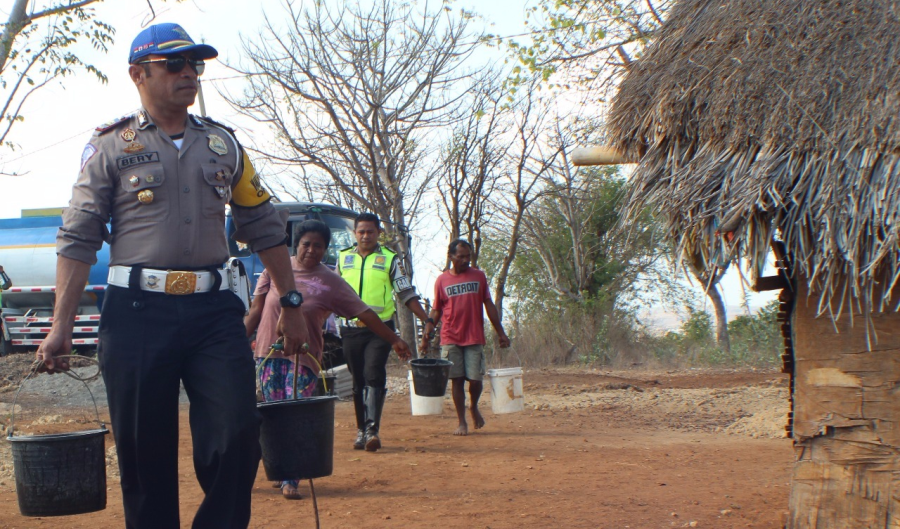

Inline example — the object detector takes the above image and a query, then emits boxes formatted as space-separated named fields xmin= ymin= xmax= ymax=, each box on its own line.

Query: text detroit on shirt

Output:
xmin=445 ymin=282 xmax=480 ymax=297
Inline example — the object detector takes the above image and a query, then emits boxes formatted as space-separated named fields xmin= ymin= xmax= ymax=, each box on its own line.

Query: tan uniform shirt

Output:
xmin=58 ymin=109 xmax=285 ymax=268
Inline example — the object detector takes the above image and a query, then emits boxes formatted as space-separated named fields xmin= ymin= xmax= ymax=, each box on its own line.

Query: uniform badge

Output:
xmin=215 ymin=170 xmax=226 ymax=181
xmin=137 ymin=190 xmax=154 ymax=204
xmin=216 ymin=186 xmax=227 ymax=198
xmin=146 ymin=275 xmax=160 ymax=289
xmin=146 ymin=175 xmax=155 ymax=183
xmin=124 ymin=142 xmax=145 ymax=154
xmin=137 ymin=111 xmax=149 ymax=128
xmin=375 ymin=256 xmax=386 ymax=265
xmin=343 ymin=255 xmax=355 ymax=268
xmin=208 ymin=134 xmax=228 ymax=156
xmin=129 ymin=175 xmax=140 ymax=187
xmin=121 ymin=129 xmax=136 ymax=142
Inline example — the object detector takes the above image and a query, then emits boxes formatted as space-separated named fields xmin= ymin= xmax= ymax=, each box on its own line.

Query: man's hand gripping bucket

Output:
xmin=7 ymin=357 xmax=109 ymax=517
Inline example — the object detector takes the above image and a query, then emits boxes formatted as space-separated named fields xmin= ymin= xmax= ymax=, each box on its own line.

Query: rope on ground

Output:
xmin=308 ymin=479 xmax=320 ymax=529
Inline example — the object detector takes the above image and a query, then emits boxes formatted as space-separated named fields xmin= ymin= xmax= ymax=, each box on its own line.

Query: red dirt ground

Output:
xmin=0 ymin=368 xmax=793 ymax=528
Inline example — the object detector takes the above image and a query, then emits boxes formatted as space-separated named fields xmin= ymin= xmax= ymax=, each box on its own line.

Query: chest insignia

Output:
xmin=216 ymin=186 xmax=228 ymax=198
xmin=124 ymin=142 xmax=145 ymax=154
xmin=146 ymin=275 xmax=160 ymax=289
xmin=137 ymin=190 xmax=154 ymax=204
xmin=121 ymin=128 xmax=136 ymax=142
xmin=208 ymin=134 xmax=228 ymax=156
xmin=343 ymin=255 xmax=355 ymax=268
xmin=129 ymin=175 xmax=140 ymax=187
xmin=146 ymin=175 xmax=156 ymax=183
xmin=215 ymin=170 xmax=227 ymax=181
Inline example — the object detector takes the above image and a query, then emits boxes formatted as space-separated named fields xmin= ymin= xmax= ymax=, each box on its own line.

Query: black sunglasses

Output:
xmin=136 ymin=56 xmax=205 ymax=75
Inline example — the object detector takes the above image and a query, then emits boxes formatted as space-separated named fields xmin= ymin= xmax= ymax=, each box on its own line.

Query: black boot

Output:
xmin=352 ymin=389 xmax=366 ymax=450
xmin=363 ymin=386 xmax=387 ymax=452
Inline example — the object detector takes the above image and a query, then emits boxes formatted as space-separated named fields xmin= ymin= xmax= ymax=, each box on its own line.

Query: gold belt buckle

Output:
xmin=165 ymin=271 xmax=197 ymax=295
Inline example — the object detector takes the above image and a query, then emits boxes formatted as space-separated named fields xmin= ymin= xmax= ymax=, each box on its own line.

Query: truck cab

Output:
xmin=225 ymin=201 xmax=359 ymax=292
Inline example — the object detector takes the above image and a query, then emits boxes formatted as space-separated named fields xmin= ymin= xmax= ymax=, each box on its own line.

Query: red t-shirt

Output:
xmin=433 ymin=267 xmax=490 ymax=347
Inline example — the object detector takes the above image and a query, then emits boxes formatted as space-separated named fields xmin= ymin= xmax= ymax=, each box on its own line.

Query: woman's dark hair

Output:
xmin=354 ymin=212 xmax=380 ymax=229
xmin=447 ymin=238 xmax=472 ymax=256
xmin=295 ymin=219 xmax=332 ymax=248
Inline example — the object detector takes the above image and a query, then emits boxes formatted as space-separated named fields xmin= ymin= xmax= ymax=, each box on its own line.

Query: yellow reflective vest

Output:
xmin=338 ymin=246 xmax=399 ymax=321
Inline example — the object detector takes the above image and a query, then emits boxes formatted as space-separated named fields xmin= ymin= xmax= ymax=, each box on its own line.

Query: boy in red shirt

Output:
xmin=422 ymin=239 xmax=510 ymax=435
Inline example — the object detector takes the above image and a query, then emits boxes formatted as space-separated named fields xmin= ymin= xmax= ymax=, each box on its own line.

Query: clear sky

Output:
xmin=0 ymin=0 xmax=776 ymax=326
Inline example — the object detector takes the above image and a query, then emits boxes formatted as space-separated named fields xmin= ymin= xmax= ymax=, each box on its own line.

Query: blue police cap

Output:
xmin=128 ymin=23 xmax=218 ymax=64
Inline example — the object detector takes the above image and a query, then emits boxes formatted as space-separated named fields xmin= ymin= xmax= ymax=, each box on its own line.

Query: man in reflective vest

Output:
xmin=338 ymin=212 xmax=430 ymax=451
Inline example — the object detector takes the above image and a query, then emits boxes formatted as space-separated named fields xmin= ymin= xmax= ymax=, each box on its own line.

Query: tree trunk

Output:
xmin=788 ymin=280 xmax=900 ymax=527
xmin=706 ymin=284 xmax=730 ymax=354
xmin=0 ymin=0 xmax=30 ymax=74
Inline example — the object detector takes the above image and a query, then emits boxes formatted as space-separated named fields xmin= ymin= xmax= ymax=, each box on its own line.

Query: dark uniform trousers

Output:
xmin=99 ymin=281 xmax=261 ymax=529
xmin=341 ymin=320 xmax=395 ymax=391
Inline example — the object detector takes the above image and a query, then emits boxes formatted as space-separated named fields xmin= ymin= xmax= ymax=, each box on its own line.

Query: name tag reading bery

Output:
xmin=116 ymin=152 xmax=160 ymax=170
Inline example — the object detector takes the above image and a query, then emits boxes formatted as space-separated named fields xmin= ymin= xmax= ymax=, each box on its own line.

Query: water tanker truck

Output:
xmin=0 ymin=202 xmax=359 ymax=355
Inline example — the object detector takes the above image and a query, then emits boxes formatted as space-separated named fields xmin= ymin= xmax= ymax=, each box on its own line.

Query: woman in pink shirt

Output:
xmin=244 ymin=220 xmax=412 ymax=499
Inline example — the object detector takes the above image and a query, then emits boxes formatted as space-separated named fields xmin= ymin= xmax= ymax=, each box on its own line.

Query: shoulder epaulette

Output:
xmin=339 ymin=245 xmax=356 ymax=253
xmin=95 ymin=113 xmax=133 ymax=135
xmin=194 ymin=115 xmax=236 ymax=134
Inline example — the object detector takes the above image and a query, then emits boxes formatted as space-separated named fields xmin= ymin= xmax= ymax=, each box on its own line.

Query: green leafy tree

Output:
xmin=503 ymin=0 xmax=673 ymax=93
xmin=0 ymin=0 xmax=179 ymax=159
xmin=1 ymin=0 xmax=114 ymax=154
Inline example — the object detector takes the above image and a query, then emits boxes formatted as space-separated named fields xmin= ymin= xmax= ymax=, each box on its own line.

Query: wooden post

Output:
xmin=788 ymin=279 xmax=900 ymax=527
xmin=570 ymin=146 xmax=632 ymax=166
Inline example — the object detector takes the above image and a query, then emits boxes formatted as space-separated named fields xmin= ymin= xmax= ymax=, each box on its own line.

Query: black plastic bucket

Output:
xmin=9 ymin=428 xmax=109 ymax=516
xmin=315 ymin=375 xmax=336 ymax=396
xmin=257 ymin=396 xmax=337 ymax=481
xmin=410 ymin=358 xmax=453 ymax=397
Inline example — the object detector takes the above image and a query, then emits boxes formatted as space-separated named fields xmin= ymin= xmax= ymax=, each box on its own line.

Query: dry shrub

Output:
xmin=488 ymin=306 xmax=668 ymax=369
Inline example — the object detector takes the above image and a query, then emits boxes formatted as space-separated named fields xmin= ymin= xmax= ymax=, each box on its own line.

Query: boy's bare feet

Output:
xmin=471 ymin=407 xmax=485 ymax=429
xmin=454 ymin=422 xmax=469 ymax=436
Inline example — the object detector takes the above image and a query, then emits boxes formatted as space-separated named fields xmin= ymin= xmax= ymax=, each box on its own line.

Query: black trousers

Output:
xmin=341 ymin=321 xmax=394 ymax=391
xmin=99 ymin=285 xmax=261 ymax=529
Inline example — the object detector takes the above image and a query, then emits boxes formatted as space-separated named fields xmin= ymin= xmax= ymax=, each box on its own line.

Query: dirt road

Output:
xmin=0 ymin=366 xmax=793 ymax=528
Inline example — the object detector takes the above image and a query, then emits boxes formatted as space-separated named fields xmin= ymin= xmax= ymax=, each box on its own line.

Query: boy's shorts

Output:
xmin=440 ymin=344 xmax=485 ymax=380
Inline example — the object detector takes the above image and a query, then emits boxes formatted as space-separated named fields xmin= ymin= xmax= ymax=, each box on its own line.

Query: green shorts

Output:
xmin=441 ymin=344 xmax=485 ymax=381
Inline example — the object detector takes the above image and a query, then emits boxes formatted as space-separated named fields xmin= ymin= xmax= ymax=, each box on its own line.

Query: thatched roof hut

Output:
xmin=608 ymin=0 xmax=900 ymax=320
xmin=607 ymin=1 xmax=900 ymax=525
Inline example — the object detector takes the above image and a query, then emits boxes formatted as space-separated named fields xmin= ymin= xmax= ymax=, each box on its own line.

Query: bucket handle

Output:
xmin=7 ymin=355 xmax=105 ymax=438
xmin=256 ymin=339 xmax=314 ymax=403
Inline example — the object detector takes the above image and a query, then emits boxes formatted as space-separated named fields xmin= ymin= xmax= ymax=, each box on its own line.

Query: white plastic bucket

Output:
xmin=487 ymin=367 xmax=524 ymax=414
xmin=408 ymin=371 xmax=443 ymax=416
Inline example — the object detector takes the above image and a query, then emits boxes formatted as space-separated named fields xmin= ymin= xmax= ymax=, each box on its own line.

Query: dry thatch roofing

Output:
xmin=608 ymin=0 xmax=900 ymax=320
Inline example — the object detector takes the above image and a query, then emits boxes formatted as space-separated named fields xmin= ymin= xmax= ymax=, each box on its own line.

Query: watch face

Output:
xmin=289 ymin=292 xmax=301 ymax=305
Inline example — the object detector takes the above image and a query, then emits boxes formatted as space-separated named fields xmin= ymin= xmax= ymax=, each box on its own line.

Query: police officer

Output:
xmin=337 ymin=213 xmax=430 ymax=451
xmin=36 ymin=23 xmax=308 ymax=528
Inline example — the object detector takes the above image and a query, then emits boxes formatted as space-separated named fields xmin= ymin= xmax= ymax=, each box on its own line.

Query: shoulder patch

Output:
xmin=95 ymin=114 xmax=132 ymax=135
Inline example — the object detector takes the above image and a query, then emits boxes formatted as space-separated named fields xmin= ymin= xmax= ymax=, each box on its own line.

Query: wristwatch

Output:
xmin=279 ymin=290 xmax=303 ymax=308
xmin=425 ymin=317 xmax=436 ymax=326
